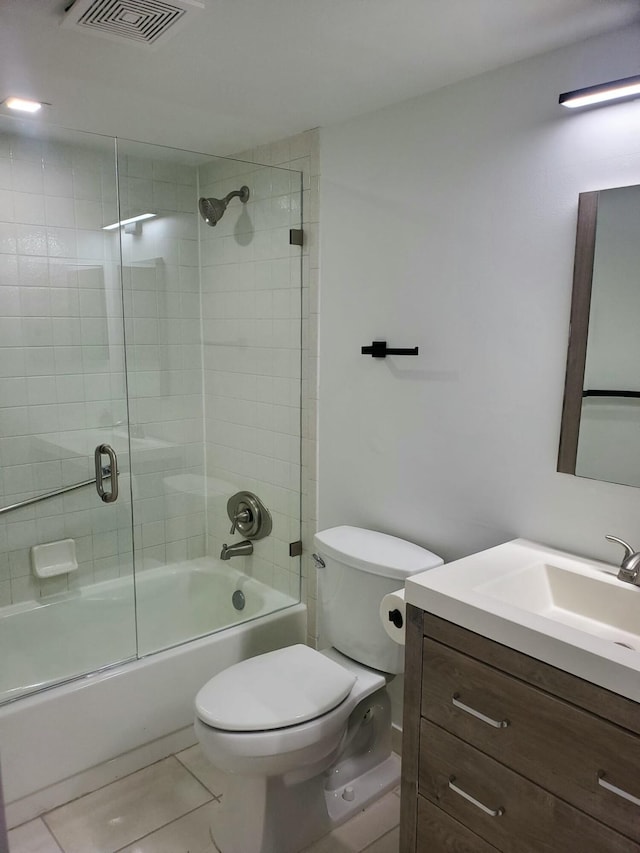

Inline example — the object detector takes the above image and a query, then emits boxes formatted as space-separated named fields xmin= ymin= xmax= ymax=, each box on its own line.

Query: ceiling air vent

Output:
xmin=61 ymin=0 xmax=204 ymax=48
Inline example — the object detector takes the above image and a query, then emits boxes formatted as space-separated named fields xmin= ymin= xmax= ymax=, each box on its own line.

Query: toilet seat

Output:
xmin=194 ymin=649 xmax=387 ymax=777
xmin=195 ymin=644 xmax=357 ymax=732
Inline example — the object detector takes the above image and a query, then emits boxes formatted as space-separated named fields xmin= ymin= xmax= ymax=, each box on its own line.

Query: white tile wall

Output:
xmin=0 ymin=127 xmax=133 ymax=605
xmin=116 ymin=145 xmax=206 ymax=573
xmin=198 ymin=153 xmax=303 ymax=600
xmin=262 ymin=131 xmax=320 ymax=645
xmin=0 ymin=124 xmax=320 ymax=654
xmin=0 ymin=130 xmax=207 ymax=607
xmin=200 ymin=130 xmax=320 ymax=638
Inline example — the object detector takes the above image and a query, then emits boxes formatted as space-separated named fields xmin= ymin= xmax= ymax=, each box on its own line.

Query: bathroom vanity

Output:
xmin=400 ymin=540 xmax=640 ymax=852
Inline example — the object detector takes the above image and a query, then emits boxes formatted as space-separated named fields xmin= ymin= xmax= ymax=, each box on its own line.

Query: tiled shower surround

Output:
xmin=0 ymin=124 xmax=320 ymax=639
xmin=118 ymin=142 xmax=207 ymax=576
xmin=216 ymin=130 xmax=320 ymax=640
xmin=0 ymin=130 xmax=207 ymax=607
xmin=198 ymin=156 xmax=303 ymax=599
xmin=0 ymin=131 xmax=133 ymax=606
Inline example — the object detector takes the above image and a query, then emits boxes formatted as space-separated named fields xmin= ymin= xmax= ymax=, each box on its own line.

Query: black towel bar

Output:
xmin=361 ymin=341 xmax=419 ymax=358
xmin=583 ymin=390 xmax=640 ymax=398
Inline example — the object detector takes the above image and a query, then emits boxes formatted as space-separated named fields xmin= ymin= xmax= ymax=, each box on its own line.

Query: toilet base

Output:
xmin=210 ymin=753 xmax=400 ymax=853
xmin=209 ymin=688 xmax=399 ymax=853
xmin=324 ymin=751 xmax=400 ymax=825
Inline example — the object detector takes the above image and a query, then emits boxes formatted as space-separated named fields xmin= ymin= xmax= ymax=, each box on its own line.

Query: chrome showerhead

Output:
xmin=198 ymin=196 xmax=226 ymax=226
xmin=198 ymin=185 xmax=250 ymax=226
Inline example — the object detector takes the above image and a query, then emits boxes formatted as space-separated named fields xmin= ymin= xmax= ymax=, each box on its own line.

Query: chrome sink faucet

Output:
xmin=605 ymin=535 xmax=640 ymax=585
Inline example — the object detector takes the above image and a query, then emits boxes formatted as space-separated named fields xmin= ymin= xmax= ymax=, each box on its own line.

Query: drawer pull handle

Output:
xmin=598 ymin=772 xmax=640 ymax=808
xmin=452 ymin=694 xmax=509 ymax=729
xmin=448 ymin=776 xmax=505 ymax=817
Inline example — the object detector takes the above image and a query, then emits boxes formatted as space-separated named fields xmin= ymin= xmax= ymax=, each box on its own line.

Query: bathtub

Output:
xmin=0 ymin=557 xmax=305 ymax=819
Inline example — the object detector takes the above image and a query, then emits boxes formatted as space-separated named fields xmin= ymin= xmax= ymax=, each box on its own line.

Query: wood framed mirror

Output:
xmin=558 ymin=184 xmax=640 ymax=487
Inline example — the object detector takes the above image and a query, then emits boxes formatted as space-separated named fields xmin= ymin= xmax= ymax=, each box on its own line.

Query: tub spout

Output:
xmin=220 ymin=540 xmax=253 ymax=560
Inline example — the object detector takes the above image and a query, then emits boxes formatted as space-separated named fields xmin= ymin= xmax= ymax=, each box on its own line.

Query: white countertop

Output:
xmin=405 ymin=538 xmax=640 ymax=703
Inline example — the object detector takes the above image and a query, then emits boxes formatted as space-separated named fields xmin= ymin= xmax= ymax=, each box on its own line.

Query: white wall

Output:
xmin=318 ymin=24 xmax=640 ymax=570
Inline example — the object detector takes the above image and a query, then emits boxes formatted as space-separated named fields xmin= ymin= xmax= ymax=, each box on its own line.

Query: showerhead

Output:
xmin=198 ymin=196 xmax=226 ymax=226
xmin=198 ymin=185 xmax=250 ymax=226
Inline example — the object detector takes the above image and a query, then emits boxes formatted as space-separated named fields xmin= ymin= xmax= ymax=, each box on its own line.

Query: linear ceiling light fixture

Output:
xmin=559 ymin=74 xmax=640 ymax=109
xmin=103 ymin=212 xmax=157 ymax=233
xmin=3 ymin=97 xmax=44 ymax=113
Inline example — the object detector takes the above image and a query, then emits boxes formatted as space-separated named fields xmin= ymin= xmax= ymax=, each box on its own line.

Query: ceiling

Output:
xmin=1 ymin=0 xmax=639 ymax=156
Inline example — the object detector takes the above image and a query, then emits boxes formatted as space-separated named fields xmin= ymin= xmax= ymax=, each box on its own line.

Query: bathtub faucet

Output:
xmin=220 ymin=540 xmax=253 ymax=560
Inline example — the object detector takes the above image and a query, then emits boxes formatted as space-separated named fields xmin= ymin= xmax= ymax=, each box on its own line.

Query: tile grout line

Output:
xmin=39 ymin=755 xmax=215 ymax=853
xmin=37 ymin=816 xmax=66 ymax=853
xmin=26 ymin=758 xmax=396 ymax=853
xmin=174 ymin=751 xmax=224 ymax=801
xmin=21 ymin=754 xmax=174 ymax=833
xmin=360 ymin=825 xmax=400 ymax=853
xmin=110 ymin=800 xmax=218 ymax=853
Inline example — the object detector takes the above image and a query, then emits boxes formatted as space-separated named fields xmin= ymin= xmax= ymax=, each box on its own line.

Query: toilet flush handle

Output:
xmin=312 ymin=553 xmax=325 ymax=569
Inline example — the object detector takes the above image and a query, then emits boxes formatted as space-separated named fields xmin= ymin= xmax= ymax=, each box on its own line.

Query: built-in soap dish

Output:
xmin=30 ymin=539 xmax=78 ymax=579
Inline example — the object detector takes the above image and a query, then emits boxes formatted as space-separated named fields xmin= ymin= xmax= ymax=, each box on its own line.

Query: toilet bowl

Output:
xmin=195 ymin=646 xmax=384 ymax=778
xmin=194 ymin=526 xmax=443 ymax=853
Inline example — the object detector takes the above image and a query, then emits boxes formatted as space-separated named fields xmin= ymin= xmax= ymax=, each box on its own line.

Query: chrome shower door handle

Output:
xmin=94 ymin=444 xmax=119 ymax=503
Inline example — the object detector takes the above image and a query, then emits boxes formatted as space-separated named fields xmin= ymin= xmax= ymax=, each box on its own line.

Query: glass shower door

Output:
xmin=116 ymin=138 xmax=303 ymax=656
xmin=0 ymin=119 xmax=137 ymax=702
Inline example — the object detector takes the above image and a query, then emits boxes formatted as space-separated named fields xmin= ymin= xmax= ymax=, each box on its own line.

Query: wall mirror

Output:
xmin=558 ymin=183 xmax=640 ymax=488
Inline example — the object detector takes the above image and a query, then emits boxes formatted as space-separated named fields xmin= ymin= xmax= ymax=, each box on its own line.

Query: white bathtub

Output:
xmin=1 ymin=558 xmax=297 ymax=703
xmin=0 ymin=558 xmax=305 ymax=818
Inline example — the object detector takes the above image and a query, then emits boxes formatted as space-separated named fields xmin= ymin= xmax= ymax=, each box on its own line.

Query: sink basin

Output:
xmin=405 ymin=539 xmax=640 ymax=703
xmin=476 ymin=561 xmax=640 ymax=650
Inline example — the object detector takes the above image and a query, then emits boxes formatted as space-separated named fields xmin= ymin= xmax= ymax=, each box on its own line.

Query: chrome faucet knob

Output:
xmin=226 ymin=492 xmax=272 ymax=540
xmin=230 ymin=508 xmax=251 ymax=535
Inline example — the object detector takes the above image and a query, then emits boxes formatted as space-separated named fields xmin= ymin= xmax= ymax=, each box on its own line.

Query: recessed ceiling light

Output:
xmin=3 ymin=97 xmax=43 ymax=113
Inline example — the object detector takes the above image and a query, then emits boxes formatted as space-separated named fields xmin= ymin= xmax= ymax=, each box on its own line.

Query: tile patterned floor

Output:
xmin=8 ymin=745 xmax=400 ymax=853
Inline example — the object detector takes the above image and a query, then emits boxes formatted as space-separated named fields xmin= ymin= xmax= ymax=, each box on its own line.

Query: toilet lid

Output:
xmin=195 ymin=644 xmax=357 ymax=732
xmin=314 ymin=526 xmax=443 ymax=580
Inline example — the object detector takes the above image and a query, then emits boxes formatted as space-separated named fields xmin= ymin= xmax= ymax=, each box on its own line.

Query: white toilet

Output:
xmin=194 ymin=525 xmax=443 ymax=853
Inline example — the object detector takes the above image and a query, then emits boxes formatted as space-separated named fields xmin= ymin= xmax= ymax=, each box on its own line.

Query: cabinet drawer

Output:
xmin=422 ymin=638 xmax=640 ymax=841
xmin=419 ymin=720 xmax=639 ymax=853
xmin=417 ymin=795 xmax=499 ymax=853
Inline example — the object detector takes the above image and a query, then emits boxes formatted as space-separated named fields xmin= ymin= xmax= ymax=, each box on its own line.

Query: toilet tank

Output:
xmin=313 ymin=526 xmax=443 ymax=674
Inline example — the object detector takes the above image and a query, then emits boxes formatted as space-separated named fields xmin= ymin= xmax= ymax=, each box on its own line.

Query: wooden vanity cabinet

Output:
xmin=400 ymin=605 xmax=640 ymax=853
